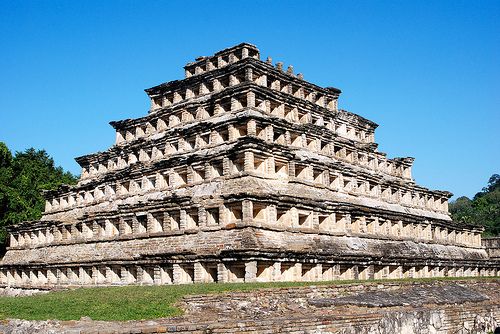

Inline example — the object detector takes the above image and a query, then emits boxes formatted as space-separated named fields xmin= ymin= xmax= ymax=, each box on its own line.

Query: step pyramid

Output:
xmin=1 ymin=43 xmax=497 ymax=287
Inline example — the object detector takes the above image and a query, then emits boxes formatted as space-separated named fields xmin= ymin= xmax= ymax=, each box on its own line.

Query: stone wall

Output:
xmin=484 ymin=238 xmax=500 ymax=259
xmin=0 ymin=279 xmax=498 ymax=333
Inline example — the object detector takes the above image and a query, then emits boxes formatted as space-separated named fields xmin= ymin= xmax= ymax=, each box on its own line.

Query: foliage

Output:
xmin=0 ymin=142 xmax=77 ymax=245
xmin=449 ymin=174 xmax=500 ymax=236
xmin=0 ymin=277 xmax=496 ymax=321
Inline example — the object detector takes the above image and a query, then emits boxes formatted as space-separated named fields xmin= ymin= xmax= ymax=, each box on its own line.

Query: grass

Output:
xmin=0 ymin=276 xmax=497 ymax=321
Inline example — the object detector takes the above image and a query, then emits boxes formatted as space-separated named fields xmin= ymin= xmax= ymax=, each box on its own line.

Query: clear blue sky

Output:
xmin=0 ymin=1 xmax=498 ymax=200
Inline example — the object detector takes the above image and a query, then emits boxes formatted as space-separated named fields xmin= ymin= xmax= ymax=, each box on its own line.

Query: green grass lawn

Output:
xmin=0 ymin=276 xmax=497 ymax=321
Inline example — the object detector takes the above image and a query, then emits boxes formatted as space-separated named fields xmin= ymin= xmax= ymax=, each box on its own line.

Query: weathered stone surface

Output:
xmin=0 ymin=287 xmax=48 ymax=297
xmin=0 ymin=280 xmax=498 ymax=333
xmin=308 ymin=284 xmax=488 ymax=307
xmin=483 ymin=238 xmax=500 ymax=259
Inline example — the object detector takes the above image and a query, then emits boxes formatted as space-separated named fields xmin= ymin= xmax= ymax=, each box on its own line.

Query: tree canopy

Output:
xmin=0 ymin=142 xmax=77 ymax=243
xmin=449 ymin=174 xmax=500 ymax=236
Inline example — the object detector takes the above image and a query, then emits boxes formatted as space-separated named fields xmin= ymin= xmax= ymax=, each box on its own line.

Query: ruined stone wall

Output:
xmin=483 ymin=237 xmax=500 ymax=259
xmin=1 ymin=280 xmax=498 ymax=333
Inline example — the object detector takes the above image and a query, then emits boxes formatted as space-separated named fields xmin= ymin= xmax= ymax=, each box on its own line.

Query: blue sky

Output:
xmin=0 ymin=1 xmax=498 ymax=199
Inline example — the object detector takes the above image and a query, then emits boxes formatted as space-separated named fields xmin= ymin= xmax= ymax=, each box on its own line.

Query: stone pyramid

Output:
xmin=0 ymin=43 xmax=496 ymax=287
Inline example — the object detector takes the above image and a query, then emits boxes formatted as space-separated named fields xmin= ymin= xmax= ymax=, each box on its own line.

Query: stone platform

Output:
xmin=1 ymin=279 xmax=498 ymax=333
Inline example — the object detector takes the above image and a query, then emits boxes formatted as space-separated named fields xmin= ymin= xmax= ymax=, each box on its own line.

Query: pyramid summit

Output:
xmin=1 ymin=43 xmax=497 ymax=287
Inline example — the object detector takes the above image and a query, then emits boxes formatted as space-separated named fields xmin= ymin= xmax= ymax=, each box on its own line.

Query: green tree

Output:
xmin=449 ymin=174 xmax=500 ymax=236
xmin=0 ymin=143 xmax=13 ymax=238
xmin=449 ymin=196 xmax=474 ymax=224
xmin=0 ymin=143 xmax=77 ymax=245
